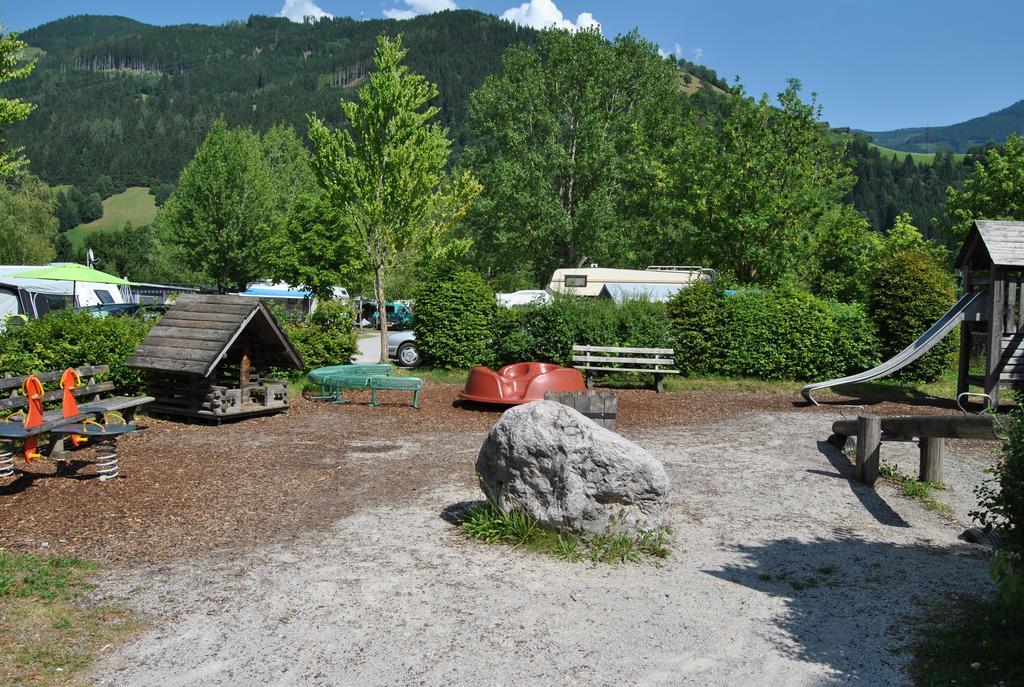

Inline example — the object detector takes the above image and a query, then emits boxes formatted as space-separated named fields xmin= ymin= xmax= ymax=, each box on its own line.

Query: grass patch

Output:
xmin=879 ymin=462 xmax=953 ymax=515
xmin=0 ymin=550 xmax=142 ymax=685
xmin=867 ymin=142 xmax=966 ymax=165
xmin=815 ymin=363 xmax=965 ymax=405
xmin=909 ymin=594 xmax=1024 ymax=686
xmin=66 ymin=187 xmax=157 ymax=249
xmin=394 ymin=366 xmax=467 ymax=384
xmin=457 ymin=501 xmax=671 ymax=564
xmin=756 ymin=564 xmax=841 ymax=591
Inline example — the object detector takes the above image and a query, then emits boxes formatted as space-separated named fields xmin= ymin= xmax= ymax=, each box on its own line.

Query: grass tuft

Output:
xmin=457 ymin=502 xmax=670 ymax=565
xmin=879 ymin=462 xmax=953 ymax=515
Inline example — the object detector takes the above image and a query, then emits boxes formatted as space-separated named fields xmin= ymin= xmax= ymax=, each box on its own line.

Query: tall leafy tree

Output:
xmin=947 ymin=134 xmax=1024 ymax=243
xmin=308 ymin=34 xmax=479 ymax=362
xmin=671 ymin=81 xmax=855 ymax=285
xmin=0 ymin=24 xmax=36 ymax=178
xmin=0 ymin=177 xmax=57 ymax=264
xmin=462 ymin=29 xmax=684 ymax=288
xmin=158 ymin=119 xmax=277 ymax=292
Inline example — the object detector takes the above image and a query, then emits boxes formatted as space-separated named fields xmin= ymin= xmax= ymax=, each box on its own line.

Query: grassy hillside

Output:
xmin=66 ymin=187 xmax=157 ymax=248
xmin=867 ymin=143 xmax=965 ymax=164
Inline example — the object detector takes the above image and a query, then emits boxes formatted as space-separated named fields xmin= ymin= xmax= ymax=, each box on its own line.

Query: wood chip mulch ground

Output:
xmin=0 ymin=383 xmax=977 ymax=565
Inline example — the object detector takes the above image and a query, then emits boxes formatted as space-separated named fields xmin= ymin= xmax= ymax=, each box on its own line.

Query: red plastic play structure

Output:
xmin=459 ymin=362 xmax=586 ymax=405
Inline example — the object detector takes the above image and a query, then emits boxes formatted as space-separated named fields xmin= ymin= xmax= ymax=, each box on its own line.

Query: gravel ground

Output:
xmin=85 ymin=409 xmax=996 ymax=686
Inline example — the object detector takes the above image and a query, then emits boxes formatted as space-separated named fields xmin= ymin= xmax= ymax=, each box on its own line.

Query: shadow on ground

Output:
xmin=705 ymin=534 xmax=992 ymax=685
xmin=813 ymin=439 xmax=910 ymax=527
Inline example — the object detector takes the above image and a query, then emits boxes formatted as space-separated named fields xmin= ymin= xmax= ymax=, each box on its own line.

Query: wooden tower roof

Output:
xmin=127 ymin=294 xmax=303 ymax=376
xmin=955 ymin=220 xmax=1024 ymax=270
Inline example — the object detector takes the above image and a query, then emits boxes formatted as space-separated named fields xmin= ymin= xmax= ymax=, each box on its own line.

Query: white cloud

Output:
xmin=278 ymin=0 xmax=332 ymax=22
xmin=693 ymin=48 xmax=704 ymax=61
xmin=500 ymin=0 xmax=600 ymax=32
xmin=674 ymin=43 xmax=683 ymax=59
xmin=383 ymin=0 xmax=457 ymax=20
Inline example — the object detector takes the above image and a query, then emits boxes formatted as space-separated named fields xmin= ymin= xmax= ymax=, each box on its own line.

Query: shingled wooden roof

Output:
xmin=955 ymin=220 xmax=1024 ymax=269
xmin=127 ymin=294 xmax=303 ymax=376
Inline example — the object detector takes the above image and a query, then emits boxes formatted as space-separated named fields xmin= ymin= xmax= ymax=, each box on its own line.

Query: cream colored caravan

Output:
xmin=546 ymin=266 xmax=715 ymax=300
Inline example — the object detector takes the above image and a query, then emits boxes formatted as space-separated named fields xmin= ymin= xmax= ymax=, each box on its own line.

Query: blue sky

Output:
xmin=2 ymin=0 xmax=1022 ymax=131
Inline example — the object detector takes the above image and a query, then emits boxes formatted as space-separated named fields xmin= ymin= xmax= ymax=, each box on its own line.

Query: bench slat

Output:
xmin=572 ymin=345 xmax=674 ymax=355
xmin=575 ymin=365 xmax=679 ymax=374
xmin=572 ymin=355 xmax=675 ymax=366
xmin=0 ymin=365 xmax=110 ymax=390
xmin=78 ymin=396 xmax=155 ymax=414
xmin=0 ymin=382 xmax=116 ymax=411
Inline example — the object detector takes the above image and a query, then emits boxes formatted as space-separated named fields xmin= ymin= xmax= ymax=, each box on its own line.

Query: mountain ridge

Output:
xmin=861 ymin=99 xmax=1024 ymax=154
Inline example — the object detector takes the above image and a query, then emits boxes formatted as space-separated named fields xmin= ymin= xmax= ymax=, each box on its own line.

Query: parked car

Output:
xmin=359 ymin=300 xmax=413 ymax=330
xmin=83 ymin=303 xmax=169 ymax=320
xmin=387 ymin=330 xmax=421 ymax=368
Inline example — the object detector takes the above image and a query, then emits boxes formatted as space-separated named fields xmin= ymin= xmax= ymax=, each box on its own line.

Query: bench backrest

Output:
xmin=0 ymin=365 xmax=113 ymax=412
xmin=572 ymin=345 xmax=675 ymax=369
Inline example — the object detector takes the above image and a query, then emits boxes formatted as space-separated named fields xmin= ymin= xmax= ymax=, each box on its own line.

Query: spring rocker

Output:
xmin=0 ymin=369 xmax=140 ymax=482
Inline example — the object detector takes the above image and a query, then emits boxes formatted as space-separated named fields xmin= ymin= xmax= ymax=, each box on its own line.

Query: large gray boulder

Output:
xmin=475 ymin=400 xmax=671 ymax=537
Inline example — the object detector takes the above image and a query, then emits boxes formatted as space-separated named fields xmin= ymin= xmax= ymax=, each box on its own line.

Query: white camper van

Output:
xmin=546 ymin=265 xmax=715 ymax=301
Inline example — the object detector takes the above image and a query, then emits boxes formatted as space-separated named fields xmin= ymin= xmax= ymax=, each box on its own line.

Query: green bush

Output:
xmin=0 ymin=310 xmax=153 ymax=394
xmin=667 ymin=286 xmax=881 ymax=380
xmin=492 ymin=296 xmax=668 ymax=368
xmin=282 ymin=300 xmax=358 ymax=371
xmin=413 ymin=269 xmax=499 ymax=369
xmin=973 ymin=400 xmax=1024 ymax=607
xmin=665 ymin=281 xmax=726 ymax=376
xmin=868 ymin=246 xmax=956 ymax=382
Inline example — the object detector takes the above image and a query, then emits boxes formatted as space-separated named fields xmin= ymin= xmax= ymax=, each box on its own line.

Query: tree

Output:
xmin=0 ymin=24 xmax=36 ymax=177
xmin=158 ymin=119 xmax=277 ymax=292
xmin=0 ymin=176 xmax=57 ymax=264
xmin=867 ymin=214 xmax=956 ymax=382
xmin=308 ymin=34 xmax=480 ymax=362
xmin=671 ymin=80 xmax=855 ymax=285
xmin=461 ymin=29 xmax=684 ymax=288
xmin=947 ymin=134 xmax=1024 ymax=243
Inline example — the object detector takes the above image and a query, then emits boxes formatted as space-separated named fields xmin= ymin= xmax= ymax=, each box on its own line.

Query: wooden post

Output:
xmin=986 ymin=267 xmax=1005 ymax=407
xmin=919 ymin=437 xmax=945 ymax=484
xmin=856 ymin=414 xmax=881 ymax=485
xmin=655 ymin=373 xmax=665 ymax=394
xmin=957 ymin=268 xmax=973 ymax=397
xmin=240 ymin=337 xmax=251 ymax=399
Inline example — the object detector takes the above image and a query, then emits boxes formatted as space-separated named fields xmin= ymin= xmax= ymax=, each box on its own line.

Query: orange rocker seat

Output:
xmin=459 ymin=362 xmax=586 ymax=405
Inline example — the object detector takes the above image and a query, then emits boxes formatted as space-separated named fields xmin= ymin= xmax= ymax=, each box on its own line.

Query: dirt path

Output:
xmin=86 ymin=411 xmax=995 ymax=686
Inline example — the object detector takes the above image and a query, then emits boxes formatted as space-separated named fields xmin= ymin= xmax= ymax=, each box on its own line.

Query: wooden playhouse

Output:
xmin=127 ymin=294 xmax=303 ymax=421
xmin=956 ymin=220 xmax=1024 ymax=406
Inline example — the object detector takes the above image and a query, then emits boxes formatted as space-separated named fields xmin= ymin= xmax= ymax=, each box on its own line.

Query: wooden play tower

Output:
xmin=955 ymin=220 xmax=1024 ymax=406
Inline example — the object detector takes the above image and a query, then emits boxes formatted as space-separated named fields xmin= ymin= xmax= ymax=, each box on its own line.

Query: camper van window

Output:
xmin=94 ymin=290 xmax=115 ymax=305
xmin=565 ymin=275 xmax=587 ymax=288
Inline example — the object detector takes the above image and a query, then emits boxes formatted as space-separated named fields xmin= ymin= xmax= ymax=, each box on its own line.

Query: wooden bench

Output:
xmin=0 ymin=365 xmax=154 ymax=456
xmin=830 ymin=414 xmax=1000 ymax=485
xmin=571 ymin=345 xmax=678 ymax=393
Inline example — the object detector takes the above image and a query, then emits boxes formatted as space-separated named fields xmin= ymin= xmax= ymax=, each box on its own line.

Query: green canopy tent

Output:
xmin=9 ymin=264 xmax=133 ymax=309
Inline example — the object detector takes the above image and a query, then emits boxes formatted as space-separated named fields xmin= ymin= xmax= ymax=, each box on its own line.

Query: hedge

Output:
xmin=281 ymin=300 xmax=359 ymax=371
xmin=413 ymin=269 xmax=499 ymax=369
xmin=0 ymin=310 xmax=153 ymax=394
xmin=491 ymin=297 xmax=670 ymax=368
xmin=667 ymin=285 xmax=881 ymax=380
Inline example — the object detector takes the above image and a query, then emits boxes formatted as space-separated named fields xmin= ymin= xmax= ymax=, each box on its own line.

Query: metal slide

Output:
xmin=801 ymin=291 xmax=986 ymax=405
